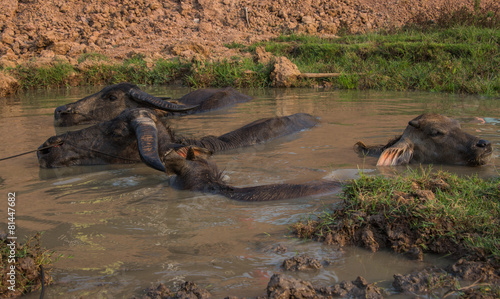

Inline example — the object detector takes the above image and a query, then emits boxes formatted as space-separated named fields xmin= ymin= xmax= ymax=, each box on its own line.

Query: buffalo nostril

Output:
xmin=39 ymin=147 xmax=51 ymax=155
xmin=55 ymin=106 xmax=73 ymax=115
xmin=476 ymin=139 xmax=490 ymax=148
xmin=39 ymin=138 xmax=64 ymax=155
xmin=62 ymin=108 xmax=73 ymax=114
xmin=38 ymin=142 xmax=52 ymax=155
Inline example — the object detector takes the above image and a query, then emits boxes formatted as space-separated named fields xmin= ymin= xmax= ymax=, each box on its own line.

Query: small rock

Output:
xmin=270 ymin=56 xmax=301 ymax=87
xmin=301 ymin=15 xmax=314 ymax=24
xmin=0 ymin=71 xmax=19 ymax=97
xmin=51 ymin=42 xmax=72 ymax=55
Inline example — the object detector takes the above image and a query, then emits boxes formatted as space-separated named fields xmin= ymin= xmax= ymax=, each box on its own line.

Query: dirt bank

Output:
xmin=0 ymin=0 xmax=487 ymax=68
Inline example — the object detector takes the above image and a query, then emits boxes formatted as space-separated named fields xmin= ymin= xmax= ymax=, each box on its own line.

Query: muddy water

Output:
xmin=0 ymin=86 xmax=499 ymax=298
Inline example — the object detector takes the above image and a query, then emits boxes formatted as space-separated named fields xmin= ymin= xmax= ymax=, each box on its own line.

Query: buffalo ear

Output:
xmin=160 ymin=148 xmax=186 ymax=175
xmin=130 ymin=114 xmax=166 ymax=172
xmin=128 ymin=88 xmax=198 ymax=112
xmin=353 ymin=140 xmax=393 ymax=157
xmin=408 ymin=119 xmax=420 ymax=129
xmin=376 ymin=139 xmax=414 ymax=166
xmin=186 ymin=147 xmax=197 ymax=160
xmin=353 ymin=141 xmax=368 ymax=154
xmin=174 ymin=146 xmax=213 ymax=160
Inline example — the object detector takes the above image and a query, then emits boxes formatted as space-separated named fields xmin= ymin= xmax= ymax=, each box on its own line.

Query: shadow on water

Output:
xmin=1 ymin=86 xmax=499 ymax=297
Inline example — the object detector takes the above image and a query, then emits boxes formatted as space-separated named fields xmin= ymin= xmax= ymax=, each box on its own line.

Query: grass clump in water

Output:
xmin=292 ymin=168 xmax=500 ymax=260
xmin=0 ymin=233 xmax=59 ymax=297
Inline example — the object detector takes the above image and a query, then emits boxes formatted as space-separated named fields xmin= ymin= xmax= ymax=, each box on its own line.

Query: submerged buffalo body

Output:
xmin=54 ymin=83 xmax=252 ymax=126
xmin=354 ymin=113 xmax=492 ymax=166
xmin=40 ymin=108 xmax=339 ymax=201
xmin=174 ymin=87 xmax=252 ymax=113
xmin=163 ymin=146 xmax=341 ymax=201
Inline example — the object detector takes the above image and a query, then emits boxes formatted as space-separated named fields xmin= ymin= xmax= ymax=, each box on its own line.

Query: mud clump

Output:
xmin=393 ymin=267 xmax=456 ymax=296
xmin=393 ymin=259 xmax=500 ymax=297
xmin=273 ymin=244 xmax=288 ymax=254
xmin=267 ymin=274 xmax=317 ymax=298
xmin=282 ymin=254 xmax=322 ymax=271
xmin=0 ymin=72 xmax=19 ymax=97
xmin=317 ymin=276 xmax=384 ymax=298
xmin=267 ymin=274 xmax=384 ymax=298
xmin=449 ymin=259 xmax=500 ymax=284
xmin=138 ymin=281 xmax=211 ymax=299
xmin=270 ymin=57 xmax=301 ymax=88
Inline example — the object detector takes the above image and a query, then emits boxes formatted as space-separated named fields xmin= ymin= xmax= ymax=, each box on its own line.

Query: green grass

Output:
xmin=252 ymin=26 xmax=500 ymax=94
xmin=13 ymin=62 xmax=76 ymax=89
xmin=185 ymin=57 xmax=273 ymax=88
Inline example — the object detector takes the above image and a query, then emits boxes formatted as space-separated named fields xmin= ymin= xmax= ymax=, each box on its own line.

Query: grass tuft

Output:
xmin=0 ymin=233 xmax=61 ymax=297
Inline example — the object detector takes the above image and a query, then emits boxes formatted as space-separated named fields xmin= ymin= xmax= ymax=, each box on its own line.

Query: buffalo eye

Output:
xmin=111 ymin=125 xmax=130 ymax=139
xmin=429 ymin=129 xmax=444 ymax=137
xmin=107 ymin=94 xmax=118 ymax=101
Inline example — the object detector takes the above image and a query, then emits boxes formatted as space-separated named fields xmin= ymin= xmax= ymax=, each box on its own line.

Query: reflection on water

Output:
xmin=0 ymin=86 xmax=498 ymax=297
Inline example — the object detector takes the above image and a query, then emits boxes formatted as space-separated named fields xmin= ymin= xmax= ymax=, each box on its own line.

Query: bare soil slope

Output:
xmin=0 ymin=0 xmax=485 ymax=67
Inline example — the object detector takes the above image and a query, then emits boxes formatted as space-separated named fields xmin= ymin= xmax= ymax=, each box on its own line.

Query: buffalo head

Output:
xmin=354 ymin=113 xmax=493 ymax=166
xmin=40 ymin=108 xmax=176 ymax=171
xmin=54 ymin=83 xmax=197 ymax=126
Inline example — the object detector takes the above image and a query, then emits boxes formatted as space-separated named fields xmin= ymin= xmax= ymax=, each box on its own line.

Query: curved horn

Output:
xmin=128 ymin=88 xmax=198 ymax=112
xmin=130 ymin=115 xmax=166 ymax=172
xmin=376 ymin=138 xmax=414 ymax=166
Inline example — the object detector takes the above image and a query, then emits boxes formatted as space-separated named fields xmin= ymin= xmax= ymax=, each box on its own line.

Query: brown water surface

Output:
xmin=0 ymin=87 xmax=498 ymax=297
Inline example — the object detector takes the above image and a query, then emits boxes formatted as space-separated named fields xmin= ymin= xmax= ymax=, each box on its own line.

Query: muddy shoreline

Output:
xmin=135 ymin=256 xmax=499 ymax=298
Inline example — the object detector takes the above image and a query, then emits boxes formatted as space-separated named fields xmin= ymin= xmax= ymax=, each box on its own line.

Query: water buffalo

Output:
xmin=39 ymin=108 xmax=319 ymax=170
xmin=354 ymin=113 xmax=493 ymax=166
xmin=54 ymin=82 xmax=252 ymax=126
